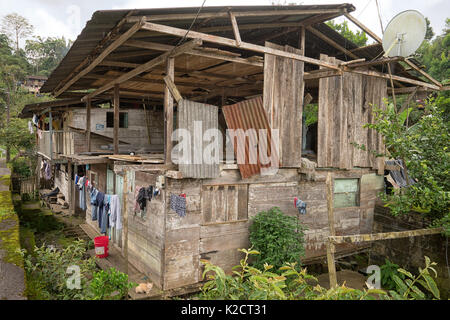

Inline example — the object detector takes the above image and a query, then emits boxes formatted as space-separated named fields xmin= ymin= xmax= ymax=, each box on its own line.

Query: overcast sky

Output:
xmin=0 ymin=0 xmax=448 ymax=47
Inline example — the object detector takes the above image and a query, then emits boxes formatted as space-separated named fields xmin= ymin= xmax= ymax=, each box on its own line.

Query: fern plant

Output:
xmin=380 ymin=259 xmax=405 ymax=290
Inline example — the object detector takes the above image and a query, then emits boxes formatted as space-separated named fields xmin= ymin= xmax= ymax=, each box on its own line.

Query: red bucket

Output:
xmin=94 ymin=236 xmax=109 ymax=258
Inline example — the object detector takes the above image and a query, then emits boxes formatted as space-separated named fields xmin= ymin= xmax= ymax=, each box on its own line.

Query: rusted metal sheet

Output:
xmin=177 ymin=100 xmax=219 ymax=179
xmin=222 ymin=96 xmax=279 ymax=179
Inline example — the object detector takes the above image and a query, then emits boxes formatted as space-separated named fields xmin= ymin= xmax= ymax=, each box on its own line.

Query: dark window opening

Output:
xmin=106 ymin=112 xmax=128 ymax=128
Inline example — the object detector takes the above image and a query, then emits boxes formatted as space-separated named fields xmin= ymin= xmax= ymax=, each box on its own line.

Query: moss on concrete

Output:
xmin=0 ymin=181 xmax=24 ymax=268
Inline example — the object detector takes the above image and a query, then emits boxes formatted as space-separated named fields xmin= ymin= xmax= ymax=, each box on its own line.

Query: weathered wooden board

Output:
xmin=201 ymin=184 xmax=248 ymax=224
xmin=318 ymin=54 xmax=387 ymax=172
xmin=264 ymin=42 xmax=304 ymax=168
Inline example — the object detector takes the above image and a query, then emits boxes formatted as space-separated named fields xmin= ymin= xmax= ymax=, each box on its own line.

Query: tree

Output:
xmin=1 ymin=13 xmax=34 ymax=51
xmin=365 ymin=100 xmax=450 ymax=235
xmin=326 ymin=20 xmax=368 ymax=47
xmin=26 ymin=36 xmax=72 ymax=76
xmin=425 ymin=17 xmax=435 ymax=41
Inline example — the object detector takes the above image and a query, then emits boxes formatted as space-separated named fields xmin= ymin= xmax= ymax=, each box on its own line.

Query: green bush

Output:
xmin=199 ymin=249 xmax=440 ymax=300
xmin=249 ymin=207 xmax=306 ymax=271
xmin=11 ymin=157 xmax=32 ymax=178
xmin=89 ymin=268 xmax=137 ymax=300
xmin=21 ymin=240 xmax=97 ymax=300
xmin=21 ymin=240 xmax=137 ymax=300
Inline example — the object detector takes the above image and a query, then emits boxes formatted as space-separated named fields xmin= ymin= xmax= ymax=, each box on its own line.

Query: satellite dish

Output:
xmin=382 ymin=10 xmax=427 ymax=57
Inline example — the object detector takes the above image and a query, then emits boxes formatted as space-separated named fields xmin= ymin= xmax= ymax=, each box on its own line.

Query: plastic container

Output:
xmin=94 ymin=236 xmax=109 ymax=258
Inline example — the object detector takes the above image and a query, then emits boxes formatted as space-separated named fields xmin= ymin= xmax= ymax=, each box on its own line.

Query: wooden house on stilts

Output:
xmin=20 ymin=4 xmax=445 ymax=295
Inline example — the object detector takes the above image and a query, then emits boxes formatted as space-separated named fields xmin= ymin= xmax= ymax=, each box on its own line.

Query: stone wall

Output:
xmin=370 ymin=205 xmax=450 ymax=299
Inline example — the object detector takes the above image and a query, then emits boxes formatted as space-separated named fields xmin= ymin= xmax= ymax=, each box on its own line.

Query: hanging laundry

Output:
xmin=37 ymin=129 xmax=43 ymax=139
xmin=170 ymin=194 xmax=186 ymax=218
xmin=43 ymin=161 xmax=52 ymax=181
xmin=28 ymin=121 xmax=34 ymax=134
xmin=90 ymin=188 xmax=99 ymax=221
xmin=109 ymin=195 xmax=122 ymax=230
xmin=32 ymin=114 xmax=39 ymax=126
xmin=96 ymin=191 xmax=106 ymax=230
xmin=136 ymin=186 xmax=153 ymax=212
xmin=78 ymin=176 xmax=87 ymax=211
xmin=101 ymin=195 xmax=111 ymax=234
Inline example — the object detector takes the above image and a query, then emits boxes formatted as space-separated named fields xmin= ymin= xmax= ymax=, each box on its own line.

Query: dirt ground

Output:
xmin=316 ymin=270 xmax=368 ymax=291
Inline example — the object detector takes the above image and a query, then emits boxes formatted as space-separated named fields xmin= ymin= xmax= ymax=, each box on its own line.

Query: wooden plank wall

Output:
xmin=163 ymin=178 xmax=202 ymax=290
xmin=177 ymin=100 xmax=219 ymax=179
xmin=263 ymin=42 xmax=304 ymax=168
xmin=68 ymin=108 xmax=164 ymax=152
xmin=126 ymin=171 xmax=165 ymax=288
xmin=318 ymin=54 xmax=387 ymax=173
xmin=247 ymin=169 xmax=384 ymax=260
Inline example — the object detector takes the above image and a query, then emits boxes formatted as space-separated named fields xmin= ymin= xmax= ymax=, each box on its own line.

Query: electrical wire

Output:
xmin=357 ymin=0 xmax=373 ymax=19
xmin=167 ymin=0 xmax=207 ymax=57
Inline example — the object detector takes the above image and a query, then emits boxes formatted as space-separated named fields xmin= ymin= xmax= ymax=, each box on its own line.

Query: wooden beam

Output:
xmin=326 ymin=173 xmax=337 ymax=288
xmin=299 ymin=26 xmax=306 ymax=55
xmin=123 ymin=39 xmax=263 ymax=67
xmin=344 ymin=12 xmax=383 ymax=44
xmin=229 ymin=11 xmax=242 ymax=47
xmin=83 ymin=38 xmax=203 ymax=101
xmin=329 ymin=228 xmax=444 ymax=244
xmin=304 ymin=69 xmax=342 ymax=80
xmin=339 ymin=58 xmax=366 ymax=66
xmin=306 ymin=26 xmax=359 ymax=59
xmin=404 ymin=59 xmax=442 ymax=87
xmin=86 ymin=98 xmax=91 ymax=152
xmin=164 ymin=58 xmax=175 ymax=166
xmin=163 ymin=75 xmax=183 ymax=103
xmin=141 ymin=22 xmax=340 ymax=70
xmin=345 ymin=56 xmax=403 ymax=69
xmin=344 ymin=67 xmax=441 ymax=91
xmin=126 ymin=9 xmax=344 ymax=23
xmin=113 ymin=84 xmax=120 ymax=155
xmin=54 ymin=18 xmax=145 ymax=97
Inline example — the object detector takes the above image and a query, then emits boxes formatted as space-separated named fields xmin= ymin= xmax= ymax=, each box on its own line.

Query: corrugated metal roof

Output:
xmin=40 ymin=4 xmax=356 ymax=94
xmin=178 ymin=99 xmax=220 ymax=179
xmin=222 ymin=96 xmax=279 ymax=179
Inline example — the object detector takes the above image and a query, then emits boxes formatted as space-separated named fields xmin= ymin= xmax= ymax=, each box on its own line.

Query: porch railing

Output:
xmin=37 ymin=131 xmax=74 ymax=160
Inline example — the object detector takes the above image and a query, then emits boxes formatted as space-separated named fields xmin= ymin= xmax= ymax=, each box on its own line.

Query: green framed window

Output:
xmin=334 ymin=178 xmax=360 ymax=208
xmin=106 ymin=112 xmax=128 ymax=128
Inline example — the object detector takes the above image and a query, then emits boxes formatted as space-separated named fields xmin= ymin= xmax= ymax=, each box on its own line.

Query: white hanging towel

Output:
xmin=109 ymin=195 xmax=122 ymax=230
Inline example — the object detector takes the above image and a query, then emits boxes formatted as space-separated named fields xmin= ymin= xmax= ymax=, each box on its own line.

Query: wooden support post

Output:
xmin=68 ymin=160 xmax=73 ymax=213
xmin=163 ymin=75 xmax=183 ymax=103
xmin=164 ymin=58 xmax=175 ymax=165
xmin=229 ymin=11 xmax=242 ymax=46
xmin=86 ymin=98 xmax=92 ymax=152
xmin=72 ymin=163 xmax=78 ymax=216
xmin=299 ymin=26 xmax=306 ymax=55
xmin=114 ymin=84 xmax=120 ymax=155
xmin=326 ymin=172 xmax=338 ymax=288
xmin=123 ymin=170 xmax=129 ymax=286
xmin=49 ymin=111 xmax=53 ymax=161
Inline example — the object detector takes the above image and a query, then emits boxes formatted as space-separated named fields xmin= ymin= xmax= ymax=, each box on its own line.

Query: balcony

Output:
xmin=37 ymin=131 xmax=74 ymax=161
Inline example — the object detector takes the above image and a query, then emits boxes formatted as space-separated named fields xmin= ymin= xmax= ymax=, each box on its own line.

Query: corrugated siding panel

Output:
xmin=222 ymin=96 xmax=279 ymax=179
xmin=178 ymin=100 xmax=219 ymax=179
xmin=318 ymin=54 xmax=387 ymax=172
xmin=263 ymin=42 xmax=304 ymax=168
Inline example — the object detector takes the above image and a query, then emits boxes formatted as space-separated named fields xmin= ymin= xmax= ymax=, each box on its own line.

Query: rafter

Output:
xmin=82 ymin=39 xmax=203 ymax=101
xmin=141 ymin=22 xmax=341 ymax=70
xmin=54 ymin=18 xmax=146 ymax=97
